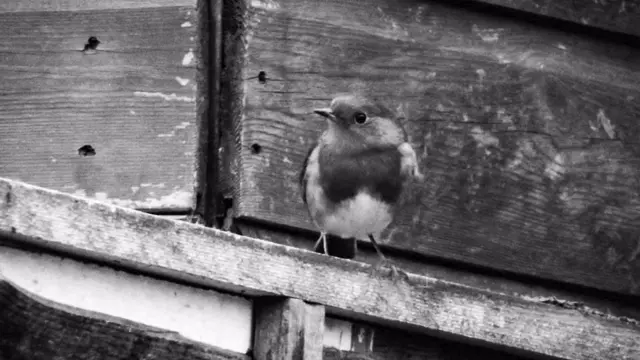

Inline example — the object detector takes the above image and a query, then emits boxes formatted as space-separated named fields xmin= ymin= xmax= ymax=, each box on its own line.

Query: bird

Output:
xmin=299 ymin=94 xmax=423 ymax=280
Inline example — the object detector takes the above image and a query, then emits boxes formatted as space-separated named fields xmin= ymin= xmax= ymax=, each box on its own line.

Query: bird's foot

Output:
xmin=313 ymin=232 xmax=329 ymax=255
xmin=370 ymin=259 xmax=409 ymax=283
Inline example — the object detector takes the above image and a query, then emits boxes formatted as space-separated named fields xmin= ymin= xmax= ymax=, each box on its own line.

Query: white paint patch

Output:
xmin=325 ymin=318 xmax=352 ymax=350
xmin=134 ymin=91 xmax=194 ymax=103
xmin=476 ymin=68 xmax=486 ymax=81
xmin=108 ymin=190 xmax=193 ymax=208
xmin=190 ymin=36 xmax=195 ymax=41
xmin=0 ymin=246 xmax=252 ymax=353
xmin=470 ymin=126 xmax=499 ymax=147
xmin=544 ymin=153 xmax=565 ymax=180
xmin=50 ymin=157 xmax=57 ymax=163
xmin=597 ymin=109 xmax=616 ymax=139
xmin=462 ymin=113 xmax=470 ymax=122
xmin=472 ymin=24 xmax=502 ymax=42
xmin=251 ymin=0 xmax=280 ymax=10
xmin=94 ymin=192 xmax=109 ymax=201
xmin=557 ymin=43 xmax=567 ymax=50
xmin=182 ymin=48 xmax=195 ymax=66
xmin=176 ymin=121 xmax=191 ymax=129
xmin=175 ymin=76 xmax=190 ymax=86
xmin=73 ymin=189 xmax=87 ymax=198
xmin=283 ymin=156 xmax=293 ymax=165
xmin=181 ymin=21 xmax=192 ymax=28
xmin=129 ymin=110 xmax=136 ymax=115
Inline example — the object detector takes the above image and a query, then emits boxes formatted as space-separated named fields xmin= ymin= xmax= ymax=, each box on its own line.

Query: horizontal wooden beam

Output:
xmin=469 ymin=0 xmax=640 ymax=38
xmin=0 ymin=272 xmax=249 ymax=360
xmin=0 ymin=177 xmax=638 ymax=360
xmin=0 ymin=245 xmax=253 ymax=353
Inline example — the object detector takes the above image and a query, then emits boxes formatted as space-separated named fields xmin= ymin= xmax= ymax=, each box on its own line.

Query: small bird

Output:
xmin=300 ymin=94 xmax=423 ymax=279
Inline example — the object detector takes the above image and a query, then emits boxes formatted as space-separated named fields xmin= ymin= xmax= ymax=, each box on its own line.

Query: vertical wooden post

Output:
xmin=253 ymin=297 xmax=325 ymax=360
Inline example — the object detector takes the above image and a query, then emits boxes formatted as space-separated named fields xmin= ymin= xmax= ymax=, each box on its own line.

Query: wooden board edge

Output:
xmin=0 ymin=177 xmax=638 ymax=360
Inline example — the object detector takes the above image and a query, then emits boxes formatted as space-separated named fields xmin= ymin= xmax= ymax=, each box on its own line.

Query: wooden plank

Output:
xmin=235 ymin=221 xmax=640 ymax=326
xmin=254 ymin=297 xmax=325 ymax=360
xmin=0 ymin=0 xmax=195 ymax=12
xmin=0 ymin=177 xmax=638 ymax=360
xmin=0 ymin=273 xmax=249 ymax=360
xmin=322 ymin=319 xmax=523 ymax=360
xmin=232 ymin=0 xmax=640 ymax=295
xmin=0 ymin=4 xmax=198 ymax=210
xmin=470 ymin=0 xmax=640 ymax=38
xmin=0 ymin=245 xmax=253 ymax=353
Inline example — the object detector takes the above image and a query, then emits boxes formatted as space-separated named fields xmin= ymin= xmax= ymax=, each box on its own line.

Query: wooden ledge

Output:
xmin=0 ymin=177 xmax=638 ymax=360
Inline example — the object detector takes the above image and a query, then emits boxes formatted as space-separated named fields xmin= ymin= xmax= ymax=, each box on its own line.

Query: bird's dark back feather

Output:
xmin=319 ymin=146 xmax=403 ymax=205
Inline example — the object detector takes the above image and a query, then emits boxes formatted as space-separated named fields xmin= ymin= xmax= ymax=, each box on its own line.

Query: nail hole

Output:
xmin=78 ymin=145 xmax=96 ymax=156
xmin=82 ymin=36 xmax=101 ymax=52
xmin=251 ymin=143 xmax=262 ymax=154
xmin=258 ymin=71 xmax=267 ymax=84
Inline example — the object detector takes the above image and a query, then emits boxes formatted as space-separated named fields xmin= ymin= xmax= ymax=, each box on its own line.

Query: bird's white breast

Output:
xmin=303 ymin=146 xmax=392 ymax=241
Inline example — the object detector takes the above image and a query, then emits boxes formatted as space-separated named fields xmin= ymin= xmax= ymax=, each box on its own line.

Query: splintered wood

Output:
xmin=1 ymin=177 xmax=638 ymax=360
xmin=232 ymin=0 xmax=640 ymax=296
xmin=0 ymin=0 xmax=198 ymax=210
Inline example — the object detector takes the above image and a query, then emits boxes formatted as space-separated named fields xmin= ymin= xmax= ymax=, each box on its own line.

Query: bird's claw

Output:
xmin=371 ymin=259 xmax=409 ymax=283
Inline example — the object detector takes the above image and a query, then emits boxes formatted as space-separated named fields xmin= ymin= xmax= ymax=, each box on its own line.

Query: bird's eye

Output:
xmin=354 ymin=112 xmax=367 ymax=124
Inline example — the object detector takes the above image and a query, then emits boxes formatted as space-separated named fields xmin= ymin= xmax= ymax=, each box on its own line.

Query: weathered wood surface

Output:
xmin=470 ymin=0 xmax=640 ymax=38
xmin=323 ymin=322 xmax=522 ymax=360
xmin=234 ymin=0 xmax=640 ymax=295
xmin=0 ymin=273 xmax=249 ymax=360
xmin=0 ymin=244 xmax=253 ymax=353
xmin=254 ymin=297 xmax=325 ymax=360
xmin=1 ymin=177 xmax=639 ymax=360
xmin=0 ymin=1 xmax=198 ymax=209
xmin=236 ymin=221 xmax=640 ymax=322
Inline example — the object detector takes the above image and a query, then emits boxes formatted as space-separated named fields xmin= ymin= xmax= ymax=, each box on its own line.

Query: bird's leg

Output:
xmin=313 ymin=231 xmax=329 ymax=255
xmin=368 ymin=234 xmax=408 ymax=282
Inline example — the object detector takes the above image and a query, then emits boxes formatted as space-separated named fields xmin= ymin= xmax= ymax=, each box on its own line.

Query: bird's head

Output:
xmin=314 ymin=94 xmax=407 ymax=147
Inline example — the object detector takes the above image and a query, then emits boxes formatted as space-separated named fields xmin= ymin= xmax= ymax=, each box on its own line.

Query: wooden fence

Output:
xmin=1 ymin=0 xmax=639 ymax=359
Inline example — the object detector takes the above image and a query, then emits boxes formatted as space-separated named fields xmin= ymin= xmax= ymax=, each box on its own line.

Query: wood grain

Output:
xmin=1 ymin=177 xmax=639 ymax=360
xmin=470 ymin=0 xmax=640 ymax=37
xmin=235 ymin=221 xmax=640 ymax=323
xmin=0 ymin=5 xmax=198 ymax=209
xmin=323 ymin=323 xmax=523 ymax=360
xmin=232 ymin=0 xmax=640 ymax=295
xmin=0 ymin=274 xmax=249 ymax=360
xmin=254 ymin=298 xmax=325 ymax=360
xmin=0 ymin=0 xmax=195 ymax=12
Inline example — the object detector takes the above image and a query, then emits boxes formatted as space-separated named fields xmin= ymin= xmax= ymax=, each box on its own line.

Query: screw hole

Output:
xmin=258 ymin=71 xmax=267 ymax=84
xmin=78 ymin=145 xmax=96 ymax=156
xmin=251 ymin=143 xmax=262 ymax=154
xmin=83 ymin=36 xmax=101 ymax=52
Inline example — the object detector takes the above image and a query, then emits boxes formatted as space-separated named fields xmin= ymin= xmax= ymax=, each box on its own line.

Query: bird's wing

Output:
xmin=299 ymin=144 xmax=317 ymax=205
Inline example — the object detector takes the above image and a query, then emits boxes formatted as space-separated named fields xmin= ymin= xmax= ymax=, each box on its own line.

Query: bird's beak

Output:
xmin=313 ymin=108 xmax=336 ymax=122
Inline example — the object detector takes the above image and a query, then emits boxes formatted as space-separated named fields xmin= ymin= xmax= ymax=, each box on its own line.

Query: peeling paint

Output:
xmin=251 ymin=0 xmax=280 ymax=10
xmin=176 ymin=122 xmax=191 ymax=130
xmin=544 ymin=153 xmax=565 ymax=180
xmin=175 ymin=77 xmax=190 ymax=86
xmin=181 ymin=21 xmax=192 ymax=28
xmin=472 ymin=24 xmax=502 ymax=42
xmin=597 ymin=109 xmax=616 ymax=139
xmin=470 ymin=127 xmax=499 ymax=147
xmin=134 ymin=91 xmax=194 ymax=103
xmin=182 ymin=48 xmax=195 ymax=66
